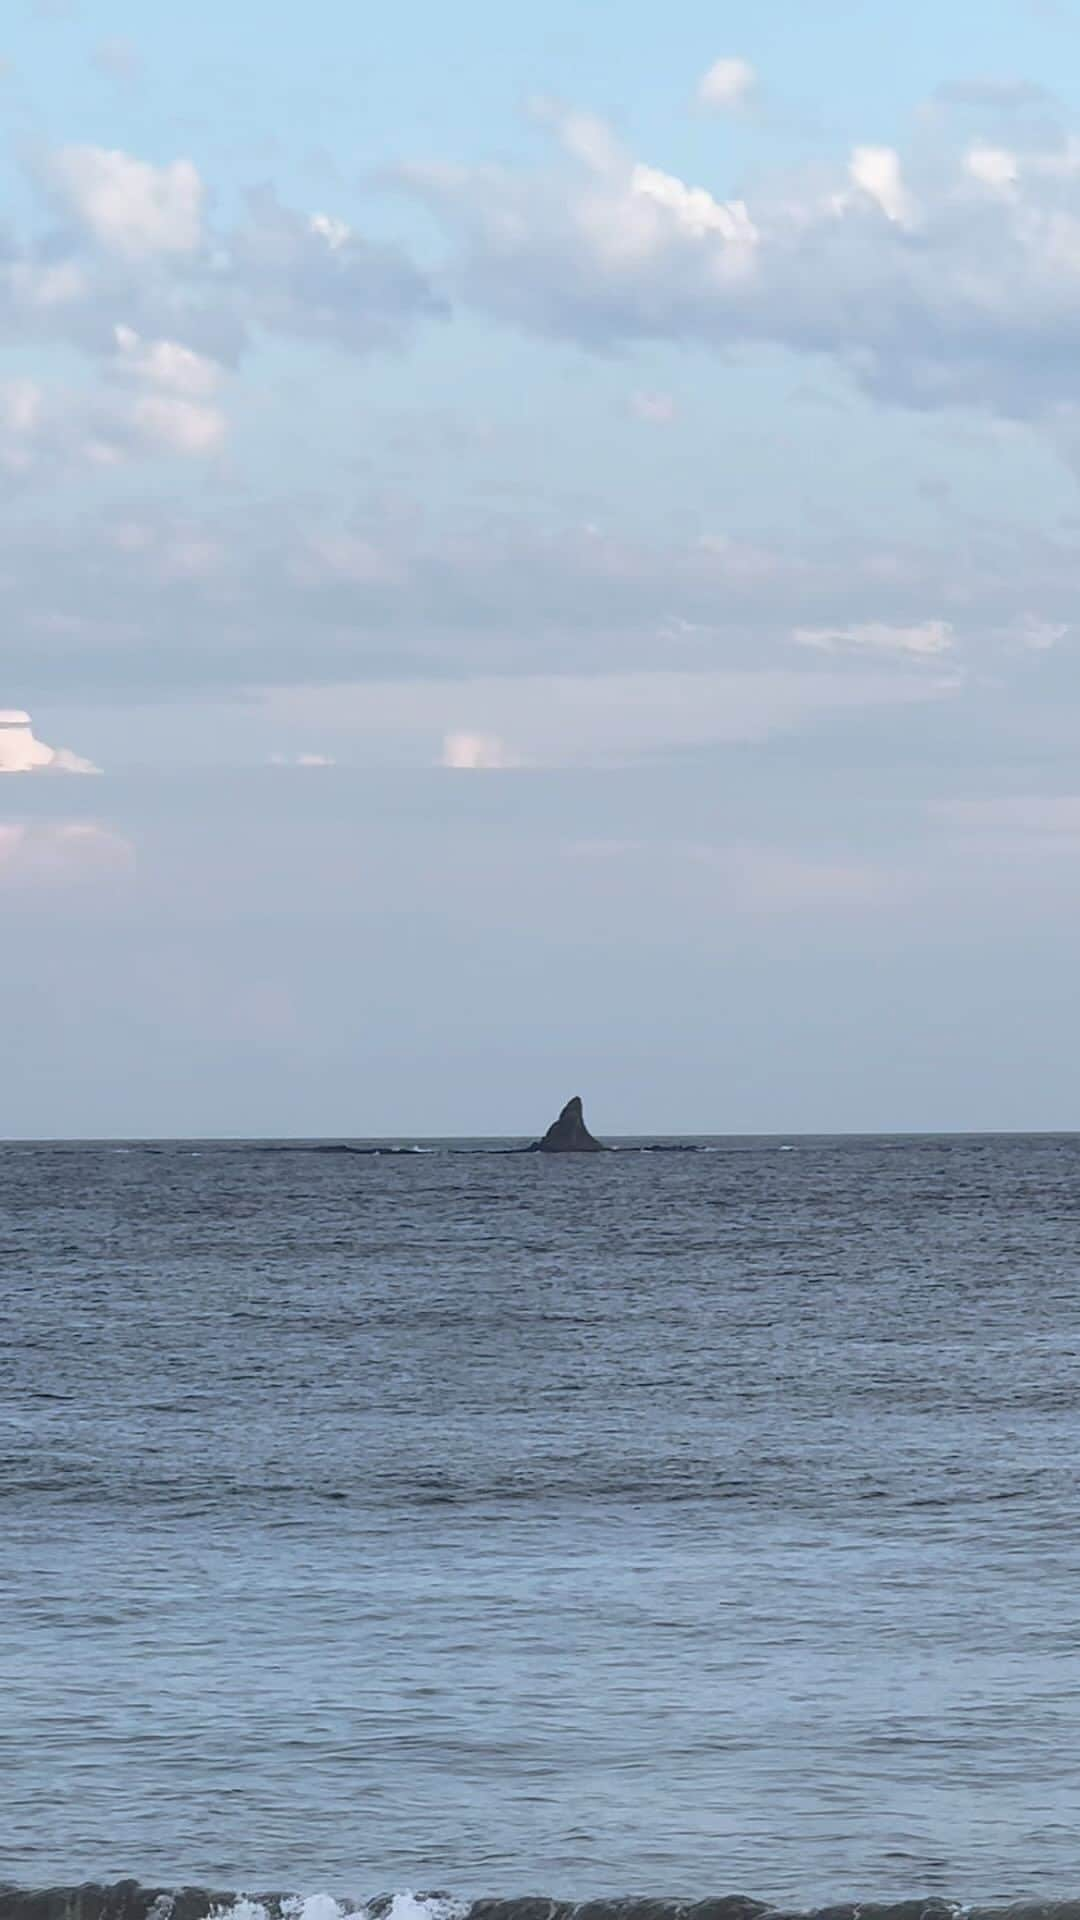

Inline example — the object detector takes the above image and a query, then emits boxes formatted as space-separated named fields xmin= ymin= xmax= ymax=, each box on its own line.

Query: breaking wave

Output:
xmin=272 ymin=1143 xmax=717 ymax=1158
xmin=3 ymin=1884 xmax=1079 ymax=1920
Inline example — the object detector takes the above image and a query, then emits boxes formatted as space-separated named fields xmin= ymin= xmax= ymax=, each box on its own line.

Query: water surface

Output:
xmin=2 ymin=1134 xmax=1079 ymax=1903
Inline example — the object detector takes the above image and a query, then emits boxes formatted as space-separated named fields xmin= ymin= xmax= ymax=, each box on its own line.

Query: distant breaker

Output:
xmin=529 ymin=1095 xmax=606 ymax=1154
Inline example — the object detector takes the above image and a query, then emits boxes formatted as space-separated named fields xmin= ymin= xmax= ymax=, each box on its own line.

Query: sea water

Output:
xmin=3 ymin=1134 xmax=1080 ymax=1907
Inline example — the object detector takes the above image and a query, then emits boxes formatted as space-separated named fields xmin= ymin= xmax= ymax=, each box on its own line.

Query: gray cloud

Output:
xmin=0 ymin=144 xmax=441 ymax=375
xmin=227 ymin=187 xmax=446 ymax=353
xmin=931 ymin=79 xmax=1057 ymax=110
xmin=401 ymin=103 xmax=1080 ymax=421
xmin=0 ymin=479 xmax=1076 ymax=705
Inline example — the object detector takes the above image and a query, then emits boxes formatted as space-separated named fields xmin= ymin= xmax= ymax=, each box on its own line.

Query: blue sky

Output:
xmin=4 ymin=0 xmax=1080 ymax=1136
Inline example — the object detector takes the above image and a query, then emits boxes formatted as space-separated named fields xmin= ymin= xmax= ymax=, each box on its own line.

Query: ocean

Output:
xmin=3 ymin=1133 xmax=1080 ymax=1919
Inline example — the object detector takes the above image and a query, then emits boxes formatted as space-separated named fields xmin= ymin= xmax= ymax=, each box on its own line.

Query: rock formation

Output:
xmin=530 ymin=1095 xmax=605 ymax=1153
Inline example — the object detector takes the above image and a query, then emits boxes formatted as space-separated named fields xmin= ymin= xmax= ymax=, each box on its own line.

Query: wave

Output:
xmin=268 ymin=1144 xmax=716 ymax=1159
xmin=2 ymin=1883 xmax=1077 ymax=1920
xmin=284 ymin=1146 xmax=439 ymax=1158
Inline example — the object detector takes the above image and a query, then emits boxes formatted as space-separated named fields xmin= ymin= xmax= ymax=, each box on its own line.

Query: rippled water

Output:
xmin=3 ymin=1134 xmax=1080 ymax=1903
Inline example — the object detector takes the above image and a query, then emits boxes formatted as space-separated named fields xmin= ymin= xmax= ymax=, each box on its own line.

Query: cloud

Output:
xmin=269 ymin=752 xmax=336 ymax=767
xmin=939 ymin=795 xmax=1080 ymax=836
xmin=0 ymin=709 xmax=98 ymax=772
xmin=964 ymin=143 xmax=1020 ymax=192
xmin=4 ymin=477 xmax=1064 ymax=702
xmin=933 ymin=79 xmax=1055 ymax=111
xmin=847 ymin=146 xmax=918 ymax=226
xmin=401 ymin=116 xmax=758 ymax=342
xmin=697 ymin=57 xmax=757 ymax=112
xmin=0 ymin=380 xmax=45 ymax=471
xmin=267 ymin=663 xmax=952 ymax=774
xmin=47 ymin=147 xmax=204 ymax=255
xmin=0 ymin=821 xmax=132 ymax=881
xmin=566 ymin=838 xmax=903 ymax=911
xmin=0 ymin=147 xmax=439 ymax=385
xmin=1023 ymin=0 xmax=1070 ymax=23
xmin=628 ymin=162 xmax=758 ymax=249
xmin=112 ymin=324 xmax=220 ymax=398
xmin=91 ymin=36 xmax=141 ymax=82
xmin=792 ymin=620 xmax=955 ymax=658
xmin=108 ymin=325 xmax=227 ymax=454
xmin=403 ymin=99 xmax=1080 ymax=419
xmin=631 ymin=389 xmax=676 ymax=423
xmin=227 ymin=186 xmax=446 ymax=352
xmin=0 ymin=359 xmax=226 ymax=475
xmin=19 ymin=89 xmax=1080 ymax=461
xmin=129 ymin=391 xmax=226 ymax=455
xmin=1009 ymin=612 xmax=1068 ymax=650
xmin=294 ymin=530 xmax=398 ymax=586
xmin=442 ymin=731 xmax=517 ymax=769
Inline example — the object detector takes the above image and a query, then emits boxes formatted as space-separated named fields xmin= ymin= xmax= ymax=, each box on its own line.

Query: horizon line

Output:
xmin=3 ymin=1127 xmax=1080 ymax=1146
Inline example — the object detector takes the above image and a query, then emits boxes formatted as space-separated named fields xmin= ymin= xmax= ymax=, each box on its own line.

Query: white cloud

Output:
xmin=965 ymin=144 xmax=1020 ymax=194
xmin=6 ymin=259 xmax=87 ymax=311
xmin=0 ymin=364 xmax=226 ymax=473
xmin=406 ymin=104 xmax=1080 ymax=418
xmin=629 ymin=162 xmax=759 ymax=252
xmin=697 ymin=57 xmax=757 ymax=112
xmin=270 ymin=752 xmax=336 ymax=767
xmin=0 ymin=710 xmax=99 ymax=774
xmin=113 ymin=325 xmax=221 ymax=399
xmin=0 ymin=821 xmax=132 ymax=881
xmin=848 ymin=146 xmax=918 ymax=226
xmin=0 ymin=160 xmax=436 ymax=370
xmin=1027 ymin=136 xmax=1080 ymax=180
xmin=549 ymin=108 xmax=625 ymax=174
xmin=108 ymin=325 xmax=226 ymax=456
xmin=48 ymin=146 xmax=204 ymax=255
xmin=131 ymin=392 xmax=226 ymax=456
xmin=442 ymin=731 xmax=518 ymax=770
xmin=309 ymin=212 xmax=351 ymax=250
xmin=0 ymin=383 xmax=41 ymax=437
xmin=404 ymin=111 xmax=759 ymax=317
xmin=631 ymin=389 xmax=676 ymax=423
xmin=792 ymin=619 xmax=955 ymax=658
xmin=1010 ymin=612 xmax=1068 ymax=650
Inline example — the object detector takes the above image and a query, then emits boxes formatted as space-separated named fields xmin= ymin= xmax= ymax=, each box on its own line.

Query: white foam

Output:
xmin=210 ymin=1903 xmax=273 ymax=1920
xmin=381 ymin=1900 xmax=469 ymax=1920
xmin=282 ymin=1898 xmax=368 ymax=1920
xmin=212 ymin=1895 xmax=468 ymax=1920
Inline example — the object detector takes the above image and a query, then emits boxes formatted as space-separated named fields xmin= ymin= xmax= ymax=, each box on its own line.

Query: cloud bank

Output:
xmin=404 ymin=96 xmax=1080 ymax=420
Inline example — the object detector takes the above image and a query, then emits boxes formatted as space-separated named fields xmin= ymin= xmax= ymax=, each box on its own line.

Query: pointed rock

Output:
xmin=531 ymin=1095 xmax=605 ymax=1153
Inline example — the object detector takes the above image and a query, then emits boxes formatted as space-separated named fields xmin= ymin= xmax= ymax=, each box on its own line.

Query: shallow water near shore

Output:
xmin=3 ymin=1133 xmax=1080 ymax=1904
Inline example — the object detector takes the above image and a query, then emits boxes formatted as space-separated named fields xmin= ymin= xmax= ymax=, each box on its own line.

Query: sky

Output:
xmin=5 ymin=0 xmax=1080 ymax=1136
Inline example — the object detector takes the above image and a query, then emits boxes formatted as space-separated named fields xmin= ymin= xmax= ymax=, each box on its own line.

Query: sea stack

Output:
xmin=531 ymin=1095 xmax=606 ymax=1153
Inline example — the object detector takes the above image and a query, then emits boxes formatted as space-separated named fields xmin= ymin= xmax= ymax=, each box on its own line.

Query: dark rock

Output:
xmin=529 ymin=1095 xmax=605 ymax=1154
xmin=7 ymin=1891 xmax=1080 ymax=1920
